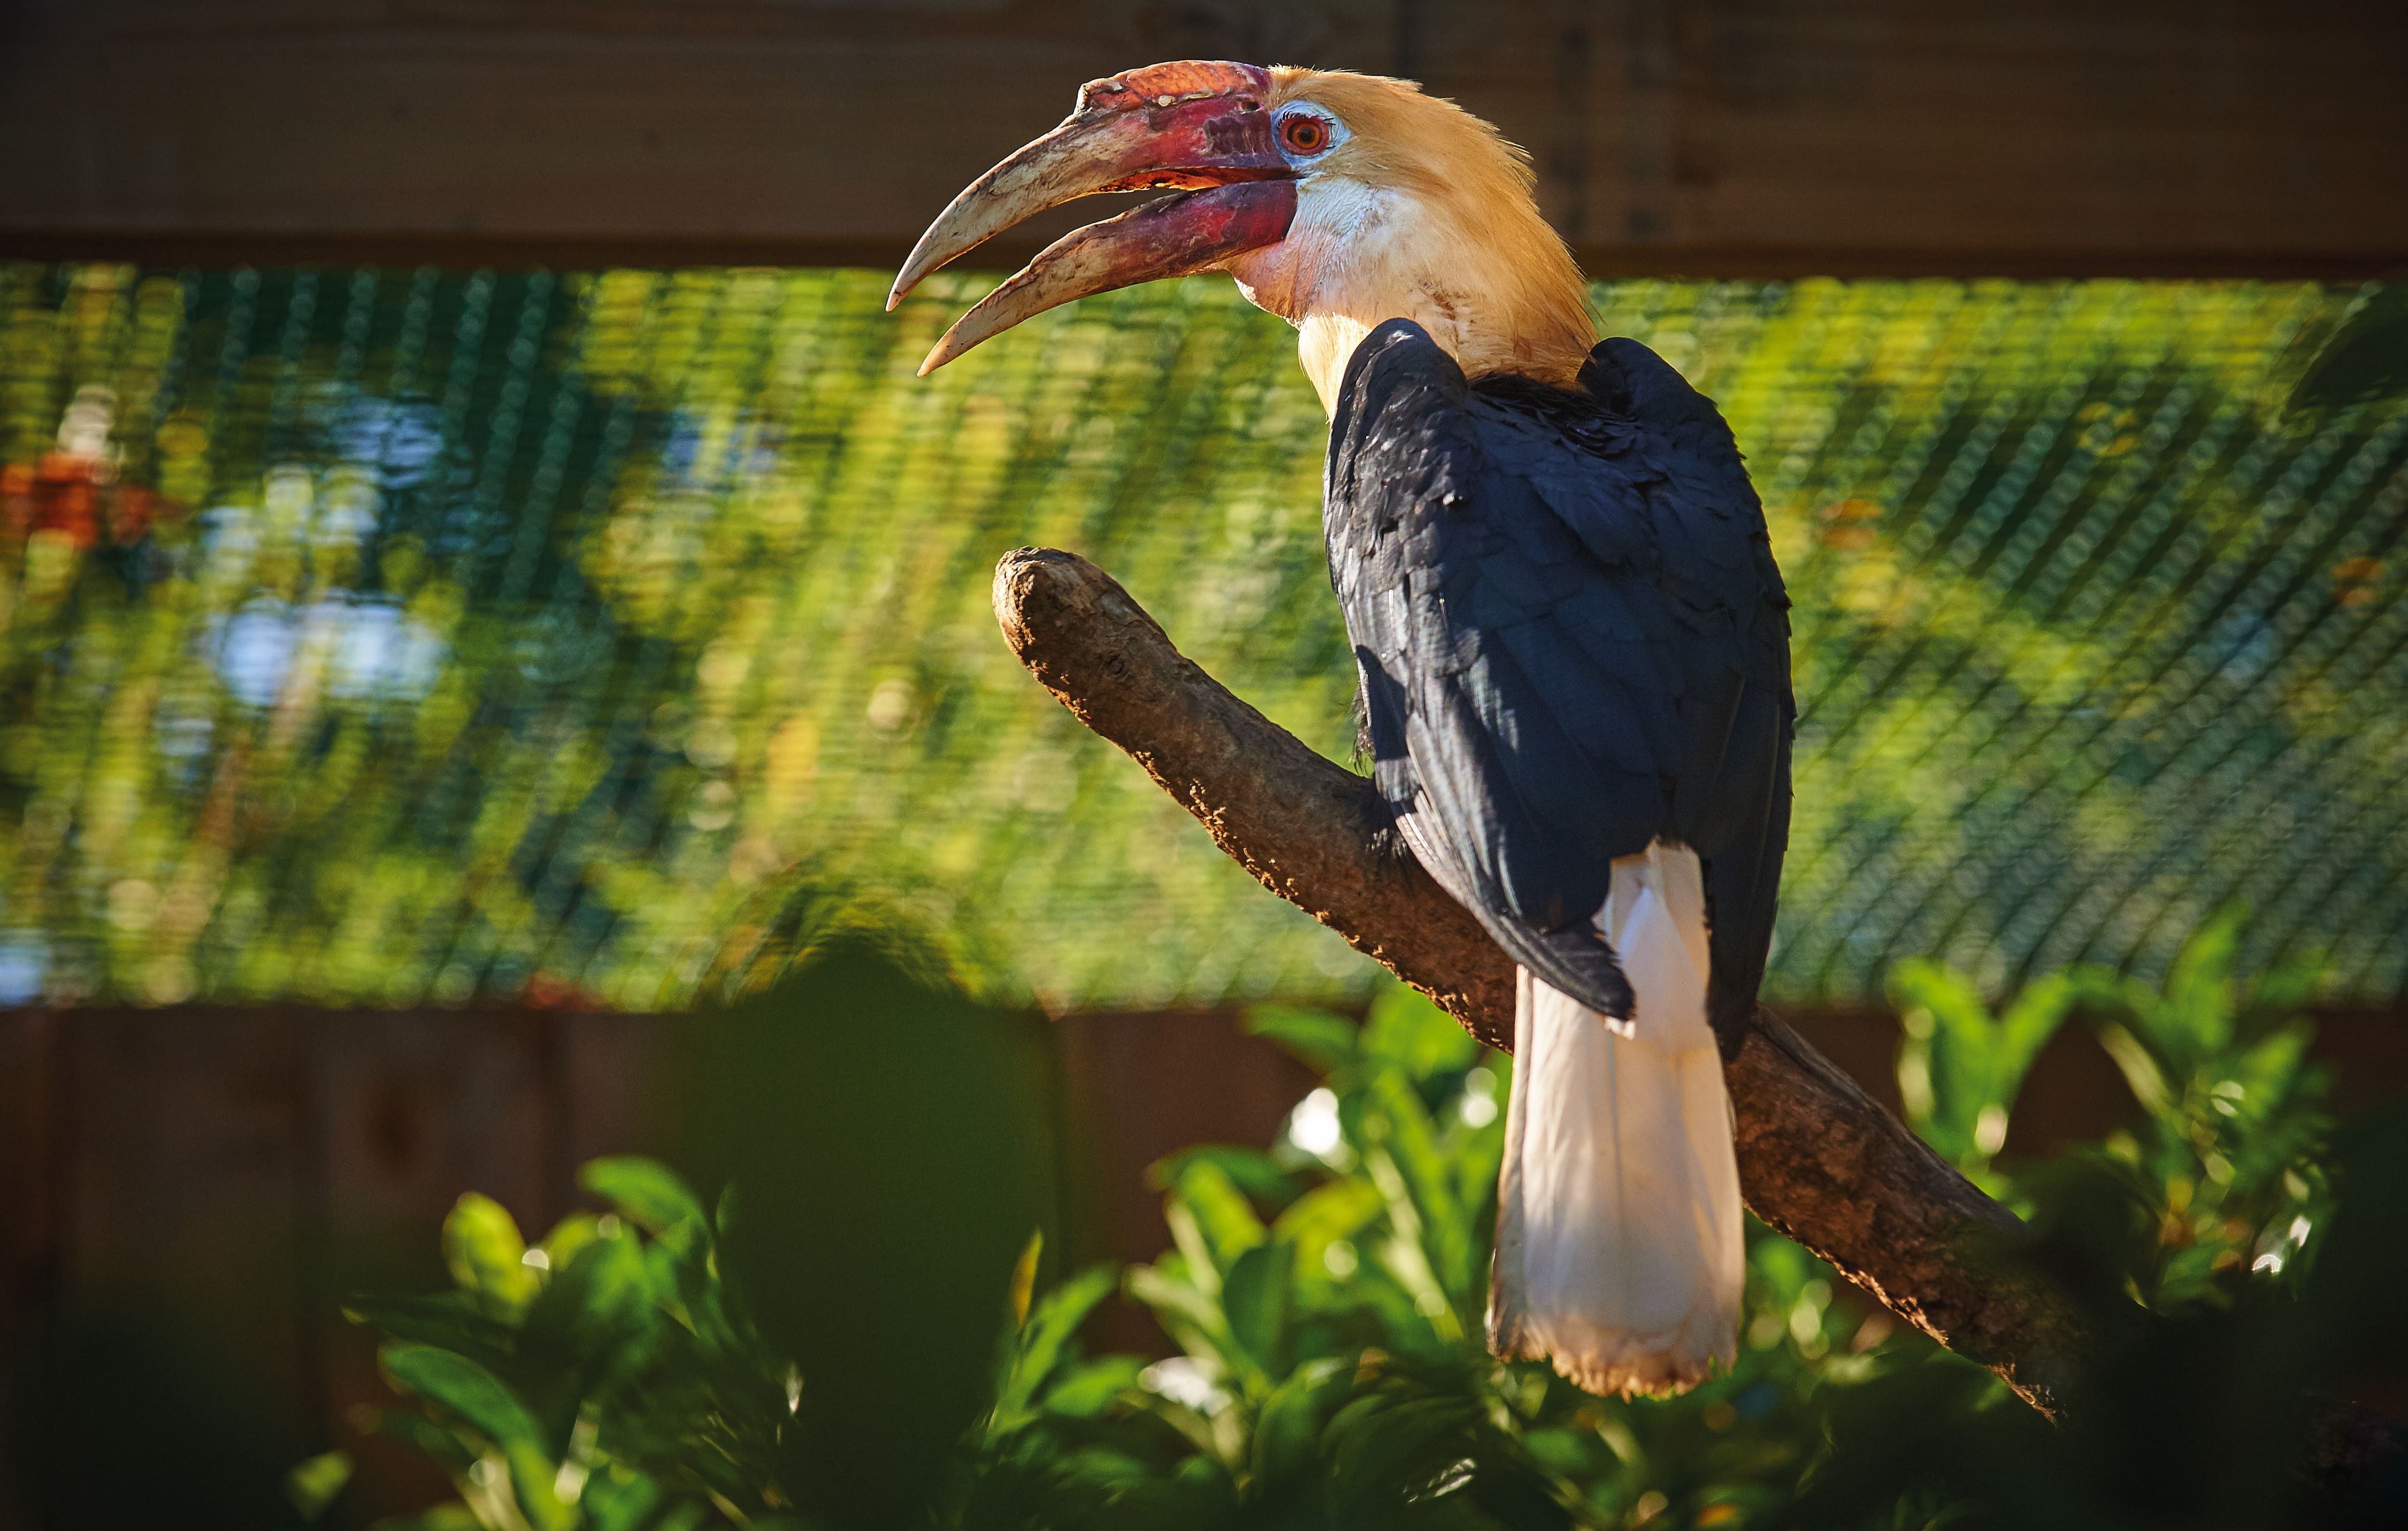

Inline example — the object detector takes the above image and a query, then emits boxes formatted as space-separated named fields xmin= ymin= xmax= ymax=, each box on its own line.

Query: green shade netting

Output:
xmin=0 ymin=264 xmax=2400 ymax=1010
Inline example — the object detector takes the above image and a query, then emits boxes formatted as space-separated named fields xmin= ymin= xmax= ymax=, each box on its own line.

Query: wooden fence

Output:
xmin=1 ymin=1000 xmax=2399 ymax=1523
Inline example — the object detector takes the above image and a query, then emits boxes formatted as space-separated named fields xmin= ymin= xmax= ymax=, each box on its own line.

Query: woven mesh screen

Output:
xmin=0 ymin=264 xmax=2399 ymax=1010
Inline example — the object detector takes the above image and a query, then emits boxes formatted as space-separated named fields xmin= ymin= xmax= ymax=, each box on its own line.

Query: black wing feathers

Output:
xmin=1326 ymin=321 xmax=1793 ymax=1052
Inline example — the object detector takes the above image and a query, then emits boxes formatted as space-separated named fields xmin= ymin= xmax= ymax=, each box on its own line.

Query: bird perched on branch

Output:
xmin=893 ymin=61 xmax=1793 ymax=1398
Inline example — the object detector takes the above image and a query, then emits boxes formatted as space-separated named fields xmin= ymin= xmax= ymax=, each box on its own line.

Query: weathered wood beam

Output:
xmin=992 ymin=545 xmax=2084 ymax=1417
xmin=4 ymin=2 xmax=2405 ymax=274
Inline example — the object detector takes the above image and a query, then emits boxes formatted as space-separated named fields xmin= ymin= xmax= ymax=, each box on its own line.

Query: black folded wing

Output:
xmin=1325 ymin=320 xmax=1793 ymax=1051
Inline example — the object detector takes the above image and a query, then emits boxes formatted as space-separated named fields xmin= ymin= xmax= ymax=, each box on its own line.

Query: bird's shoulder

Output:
xmin=1325 ymin=320 xmax=1787 ymax=634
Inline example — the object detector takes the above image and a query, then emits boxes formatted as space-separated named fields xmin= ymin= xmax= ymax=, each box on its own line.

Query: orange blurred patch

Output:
xmin=2334 ymin=556 xmax=2385 ymax=608
xmin=1816 ymin=497 xmax=1882 ymax=551
xmin=32 ymin=451 xmax=101 ymax=549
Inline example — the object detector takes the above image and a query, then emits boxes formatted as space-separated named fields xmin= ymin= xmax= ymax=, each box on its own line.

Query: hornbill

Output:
xmin=893 ymin=62 xmax=1793 ymax=1398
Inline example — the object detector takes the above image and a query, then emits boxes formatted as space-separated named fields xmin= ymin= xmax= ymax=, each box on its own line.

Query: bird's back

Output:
xmin=1326 ymin=320 xmax=1793 ymax=1048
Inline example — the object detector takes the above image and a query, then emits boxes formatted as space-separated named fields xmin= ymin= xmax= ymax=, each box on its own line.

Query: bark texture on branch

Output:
xmin=994 ymin=546 xmax=2084 ymax=1418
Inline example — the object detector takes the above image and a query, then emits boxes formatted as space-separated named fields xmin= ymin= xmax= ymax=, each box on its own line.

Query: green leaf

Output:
xmin=359 ymin=1406 xmax=479 ymax=1478
xmin=638 ymin=1214 xmax=710 ymax=1326
xmin=2064 ymin=964 xmax=2156 ymax=1025
xmin=1162 ymin=1203 xmax=1223 ymax=1303
xmin=1252 ymin=1355 xmax=1354 ymax=1485
xmin=1450 ymin=1057 xmax=1510 ymax=1214
xmin=1150 ymin=1145 xmax=1299 ymax=1212
xmin=579 ymin=1156 xmax=708 ymax=1235
xmin=1221 ymin=1240 xmax=1293 ymax=1376
xmin=1169 ymin=1159 xmax=1267 ymax=1274
xmin=535 ymin=1212 xmax=603 ymax=1276
xmin=1039 ymin=1354 xmax=1149 ymax=1418
xmin=1244 ymin=1004 xmax=1361 ymax=1075
xmin=1323 ymin=1261 xmax=1431 ymax=1350
xmin=286 ymin=1450 xmax=352 ymax=1522
xmin=381 ymin=1345 xmax=571 ymax=1531
xmin=524 ymin=1224 xmax=656 ymax=1355
xmin=443 ymin=1194 xmax=539 ymax=1316
xmin=342 ymin=1292 xmax=516 ymax=1368
xmin=2243 ymin=953 xmax=2328 ymax=1040
xmin=1125 ymin=1263 xmax=1231 ymax=1360
xmin=2287 ymin=285 xmax=2408 ymax=411
xmin=514 ymin=1227 xmax=661 ymax=1449
xmin=995 ymin=1261 xmax=1122 ymax=1420
xmin=1997 ymin=970 xmax=2081 ymax=1088
xmin=367 ymin=1506 xmax=483 ymax=1531
xmin=2229 ymin=1025 xmax=2316 ymax=1119
xmin=1888 ymin=959 xmax=2080 ymax=1180
xmin=1363 ymin=1069 xmax=1471 ymax=1297
xmin=2159 ymin=904 xmax=2245 ymax=1059
xmin=578 ymin=1464 xmax=670 ymax=1531
xmin=382 ymin=1344 xmax=542 ymax=1445
xmin=1325 ymin=1391 xmax=1483 ymax=1505
xmin=1272 ymin=1178 xmax=1385 ymax=1276
xmin=1007 ymin=1228 xmax=1044 ymax=1328
xmin=1362 ymin=985 xmax=1481 ymax=1081
xmin=2096 ymin=1022 xmax=2173 ymax=1119
xmin=1887 ymin=958 xmax=1989 ymax=1147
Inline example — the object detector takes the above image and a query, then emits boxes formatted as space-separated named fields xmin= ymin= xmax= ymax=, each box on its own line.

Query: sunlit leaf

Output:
xmin=2095 ymin=1022 xmax=2173 ymax=1119
xmin=1272 ymin=1178 xmax=1385 ymax=1276
xmin=381 ymin=1345 xmax=572 ymax=1531
xmin=286 ymin=1450 xmax=352 ymax=1522
xmin=1169 ymin=1159 xmax=1268 ymax=1274
xmin=1125 ymin=1262 xmax=1231 ymax=1360
xmin=535 ymin=1212 xmax=603 ymax=1279
xmin=1151 ymin=1145 xmax=1300 ymax=1213
xmin=1244 ymin=1005 xmax=1362 ymax=1074
xmin=580 ymin=1157 xmax=708 ymax=1235
xmin=1037 ymin=1354 xmax=1148 ymax=1419
xmin=1008 ymin=1228 xmax=1044 ymax=1329
xmin=2160 ymin=904 xmax=2246 ymax=1059
xmin=1362 ymin=1069 xmax=1473 ymax=1299
xmin=994 ymin=1261 xmax=1122 ymax=1421
xmin=1888 ymin=958 xmax=2080 ymax=1183
xmin=1362 ymin=985 xmax=1480 ymax=1081
xmin=443 ymin=1193 xmax=540 ymax=1316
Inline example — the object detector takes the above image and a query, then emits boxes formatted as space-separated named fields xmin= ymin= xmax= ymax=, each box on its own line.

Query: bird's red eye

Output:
xmin=1279 ymin=114 xmax=1331 ymax=155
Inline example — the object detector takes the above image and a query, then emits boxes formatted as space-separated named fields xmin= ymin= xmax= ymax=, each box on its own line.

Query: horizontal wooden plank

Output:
xmin=2 ymin=1 xmax=2402 ymax=274
xmin=2 ymin=230 xmax=2398 ymax=281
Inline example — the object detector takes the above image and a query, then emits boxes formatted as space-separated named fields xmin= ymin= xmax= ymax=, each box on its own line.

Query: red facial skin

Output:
xmin=892 ymin=60 xmax=1303 ymax=372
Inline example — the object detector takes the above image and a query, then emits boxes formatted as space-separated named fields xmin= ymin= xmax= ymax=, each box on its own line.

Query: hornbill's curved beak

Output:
xmin=890 ymin=60 xmax=1297 ymax=376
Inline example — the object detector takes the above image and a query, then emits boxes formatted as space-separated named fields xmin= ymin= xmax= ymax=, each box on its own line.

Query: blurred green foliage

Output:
xmin=1891 ymin=904 xmax=2332 ymax=1293
xmin=2058 ymin=905 xmax=2333 ymax=1306
xmin=0 ymin=266 xmax=2402 ymax=1013
xmin=1886 ymin=958 xmax=2082 ymax=1190
xmin=349 ymin=1162 xmax=807 ymax=1531
xmin=336 ymin=924 xmax=2398 ymax=1530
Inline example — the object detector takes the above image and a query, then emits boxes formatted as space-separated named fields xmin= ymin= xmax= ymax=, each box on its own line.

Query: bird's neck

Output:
xmin=1223 ymin=177 xmax=1596 ymax=415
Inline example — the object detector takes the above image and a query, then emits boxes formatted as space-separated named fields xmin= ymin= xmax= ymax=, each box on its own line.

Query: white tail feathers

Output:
xmin=1487 ymin=843 xmax=1744 ymax=1397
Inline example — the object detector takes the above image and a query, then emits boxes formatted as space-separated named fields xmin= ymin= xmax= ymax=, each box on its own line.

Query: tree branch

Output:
xmin=993 ymin=546 xmax=2085 ymax=1417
